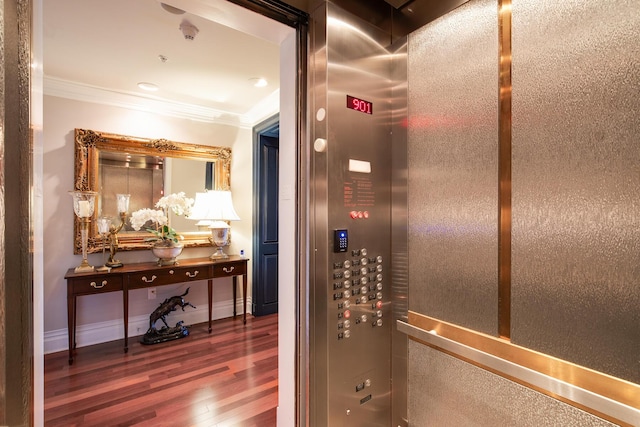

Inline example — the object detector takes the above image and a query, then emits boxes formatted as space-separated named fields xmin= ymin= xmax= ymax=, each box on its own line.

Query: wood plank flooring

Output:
xmin=44 ymin=314 xmax=278 ymax=427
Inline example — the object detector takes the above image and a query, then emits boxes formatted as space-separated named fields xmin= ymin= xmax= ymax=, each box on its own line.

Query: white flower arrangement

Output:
xmin=130 ymin=192 xmax=194 ymax=244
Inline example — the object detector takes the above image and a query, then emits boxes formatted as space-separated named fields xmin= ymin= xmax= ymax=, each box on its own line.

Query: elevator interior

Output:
xmin=306 ymin=0 xmax=640 ymax=425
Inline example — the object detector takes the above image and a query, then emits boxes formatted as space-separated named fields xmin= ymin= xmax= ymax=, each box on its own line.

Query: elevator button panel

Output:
xmin=332 ymin=243 xmax=385 ymax=339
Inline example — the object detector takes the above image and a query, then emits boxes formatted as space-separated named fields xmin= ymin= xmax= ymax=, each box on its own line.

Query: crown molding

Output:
xmin=43 ymin=76 xmax=279 ymax=128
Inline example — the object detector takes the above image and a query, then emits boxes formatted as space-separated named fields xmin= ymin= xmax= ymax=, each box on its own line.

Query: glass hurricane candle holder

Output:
xmin=69 ymin=190 xmax=98 ymax=272
xmin=106 ymin=194 xmax=130 ymax=268
xmin=96 ymin=217 xmax=112 ymax=272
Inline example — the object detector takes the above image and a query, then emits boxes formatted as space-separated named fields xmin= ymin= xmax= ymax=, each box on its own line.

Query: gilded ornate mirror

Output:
xmin=73 ymin=128 xmax=231 ymax=254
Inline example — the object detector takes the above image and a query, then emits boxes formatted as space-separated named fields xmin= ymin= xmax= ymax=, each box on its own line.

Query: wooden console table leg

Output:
xmin=242 ymin=273 xmax=247 ymax=324
xmin=233 ymin=276 xmax=237 ymax=318
xmin=123 ymin=290 xmax=129 ymax=353
xmin=67 ymin=295 xmax=75 ymax=365
xmin=208 ymin=278 xmax=213 ymax=333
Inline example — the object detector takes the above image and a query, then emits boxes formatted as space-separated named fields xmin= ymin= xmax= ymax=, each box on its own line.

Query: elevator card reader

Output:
xmin=334 ymin=229 xmax=349 ymax=252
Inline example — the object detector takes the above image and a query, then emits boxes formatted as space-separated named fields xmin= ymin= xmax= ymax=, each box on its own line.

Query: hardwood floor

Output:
xmin=44 ymin=314 xmax=278 ymax=427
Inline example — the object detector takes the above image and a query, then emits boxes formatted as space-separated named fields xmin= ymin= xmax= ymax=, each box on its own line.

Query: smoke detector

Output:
xmin=179 ymin=20 xmax=199 ymax=41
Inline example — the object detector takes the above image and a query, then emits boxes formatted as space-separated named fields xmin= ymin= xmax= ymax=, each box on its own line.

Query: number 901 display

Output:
xmin=346 ymin=95 xmax=373 ymax=115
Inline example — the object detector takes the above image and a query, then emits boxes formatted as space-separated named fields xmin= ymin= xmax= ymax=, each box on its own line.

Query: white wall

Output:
xmin=43 ymin=95 xmax=254 ymax=353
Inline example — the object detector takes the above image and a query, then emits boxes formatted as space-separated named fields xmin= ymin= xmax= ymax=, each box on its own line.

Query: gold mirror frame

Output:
xmin=73 ymin=128 xmax=231 ymax=254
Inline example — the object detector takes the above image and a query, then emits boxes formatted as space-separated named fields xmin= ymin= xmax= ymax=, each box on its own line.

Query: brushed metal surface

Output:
xmin=391 ymin=36 xmax=409 ymax=427
xmin=407 ymin=0 xmax=499 ymax=335
xmin=401 ymin=323 xmax=629 ymax=426
xmin=511 ymin=0 xmax=640 ymax=383
xmin=309 ymin=3 xmax=395 ymax=425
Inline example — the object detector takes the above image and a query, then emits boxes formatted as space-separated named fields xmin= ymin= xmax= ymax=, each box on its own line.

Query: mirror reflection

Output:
xmin=73 ymin=128 xmax=231 ymax=254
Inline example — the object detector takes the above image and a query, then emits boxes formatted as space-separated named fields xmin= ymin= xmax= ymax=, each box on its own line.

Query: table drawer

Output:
xmin=213 ymin=261 xmax=247 ymax=277
xmin=71 ymin=275 xmax=123 ymax=294
xmin=128 ymin=265 xmax=212 ymax=289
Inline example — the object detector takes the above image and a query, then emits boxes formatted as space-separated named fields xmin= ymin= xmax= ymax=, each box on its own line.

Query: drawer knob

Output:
xmin=185 ymin=270 xmax=199 ymax=278
xmin=142 ymin=275 xmax=157 ymax=283
xmin=90 ymin=280 xmax=107 ymax=289
xmin=223 ymin=266 xmax=235 ymax=273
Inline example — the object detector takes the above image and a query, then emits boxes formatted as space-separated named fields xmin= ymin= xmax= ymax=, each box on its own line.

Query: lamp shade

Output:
xmin=188 ymin=191 xmax=240 ymax=221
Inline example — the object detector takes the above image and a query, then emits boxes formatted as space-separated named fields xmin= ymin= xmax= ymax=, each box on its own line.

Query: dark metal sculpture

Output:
xmin=141 ymin=287 xmax=196 ymax=345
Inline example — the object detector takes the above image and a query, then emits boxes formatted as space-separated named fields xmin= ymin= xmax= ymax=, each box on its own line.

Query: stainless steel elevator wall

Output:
xmin=309 ymin=3 xmax=396 ymax=425
xmin=510 ymin=0 xmax=640 ymax=384
xmin=408 ymin=342 xmax=616 ymax=427
xmin=404 ymin=0 xmax=639 ymax=423
xmin=407 ymin=0 xmax=499 ymax=335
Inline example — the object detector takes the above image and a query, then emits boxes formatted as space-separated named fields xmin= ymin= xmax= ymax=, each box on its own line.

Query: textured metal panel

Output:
xmin=407 ymin=341 xmax=618 ymax=427
xmin=407 ymin=0 xmax=499 ymax=335
xmin=511 ymin=0 xmax=640 ymax=383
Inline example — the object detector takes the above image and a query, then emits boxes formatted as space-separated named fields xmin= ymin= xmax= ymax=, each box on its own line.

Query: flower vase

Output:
xmin=151 ymin=241 xmax=183 ymax=266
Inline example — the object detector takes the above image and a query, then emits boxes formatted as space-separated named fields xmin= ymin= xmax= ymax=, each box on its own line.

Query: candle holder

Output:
xmin=106 ymin=194 xmax=130 ymax=268
xmin=96 ymin=217 xmax=112 ymax=272
xmin=69 ymin=190 xmax=98 ymax=273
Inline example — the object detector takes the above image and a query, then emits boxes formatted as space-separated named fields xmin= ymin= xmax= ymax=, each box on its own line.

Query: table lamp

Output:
xmin=188 ymin=190 xmax=240 ymax=259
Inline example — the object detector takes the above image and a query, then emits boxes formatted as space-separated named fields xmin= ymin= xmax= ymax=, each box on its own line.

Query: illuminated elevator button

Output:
xmin=344 ymin=309 xmax=351 ymax=319
xmin=343 ymin=260 xmax=352 ymax=269
xmin=376 ymin=300 xmax=383 ymax=309
xmin=363 ymin=211 xmax=369 ymax=218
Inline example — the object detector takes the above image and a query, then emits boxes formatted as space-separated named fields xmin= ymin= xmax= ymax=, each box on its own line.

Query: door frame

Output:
xmin=252 ymin=114 xmax=280 ymax=316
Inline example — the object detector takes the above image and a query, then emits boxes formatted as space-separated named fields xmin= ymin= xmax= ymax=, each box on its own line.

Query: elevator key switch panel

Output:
xmin=334 ymin=229 xmax=349 ymax=252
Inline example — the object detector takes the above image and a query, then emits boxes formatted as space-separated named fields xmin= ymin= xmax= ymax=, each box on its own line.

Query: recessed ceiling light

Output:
xmin=137 ymin=82 xmax=159 ymax=92
xmin=250 ymin=78 xmax=268 ymax=88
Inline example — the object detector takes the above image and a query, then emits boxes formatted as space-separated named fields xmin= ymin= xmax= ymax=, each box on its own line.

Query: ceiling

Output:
xmin=43 ymin=0 xmax=291 ymax=127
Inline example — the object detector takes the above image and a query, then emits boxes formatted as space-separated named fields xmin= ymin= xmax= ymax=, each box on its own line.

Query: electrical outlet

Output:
xmin=148 ymin=287 xmax=157 ymax=299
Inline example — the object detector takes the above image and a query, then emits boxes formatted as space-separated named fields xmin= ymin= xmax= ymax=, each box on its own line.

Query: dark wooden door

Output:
xmin=253 ymin=119 xmax=279 ymax=316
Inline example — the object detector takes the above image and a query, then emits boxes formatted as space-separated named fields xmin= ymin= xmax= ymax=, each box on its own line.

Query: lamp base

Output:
xmin=106 ymin=260 xmax=123 ymax=268
xmin=74 ymin=264 xmax=95 ymax=273
xmin=209 ymin=247 xmax=229 ymax=259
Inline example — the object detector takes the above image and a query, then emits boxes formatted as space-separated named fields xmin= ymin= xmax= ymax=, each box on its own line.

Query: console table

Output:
xmin=65 ymin=255 xmax=248 ymax=365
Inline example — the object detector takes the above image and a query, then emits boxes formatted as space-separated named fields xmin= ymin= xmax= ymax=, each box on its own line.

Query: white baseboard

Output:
xmin=44 ymin=297 xmax=252 ymax=354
